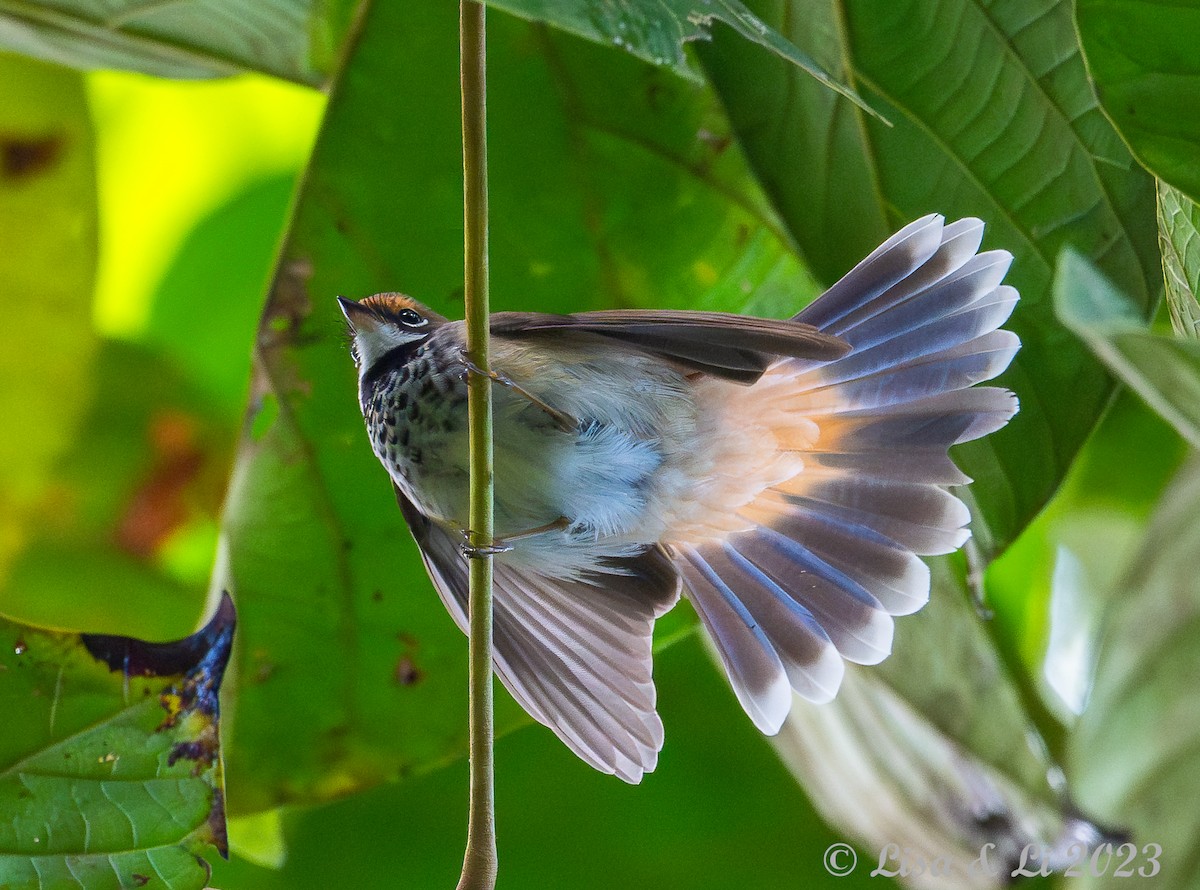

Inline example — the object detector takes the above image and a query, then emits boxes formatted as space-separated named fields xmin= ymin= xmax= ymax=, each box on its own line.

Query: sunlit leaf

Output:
xmin=701 ymin=0 xmax=1159 ymax=554
xmin=1069 ymin=458 xmax=1200 ymax=889
xmin=1055 ymin=248 xmax=1200 ymax=448
xmin=0 ymin=594 xmax=235 ymax=890
xmin=1076 ymin=0 xmax=1200 ymax=205
xmin=0 ymin=52 xmax=97 ymax=584
xmin=218 ymin=0 xmax=813 ymax=812
xmin=1158 ymin=180 xmax=1200 ymax=340
xmin=0 ymin=0 xmax=328 ymax=85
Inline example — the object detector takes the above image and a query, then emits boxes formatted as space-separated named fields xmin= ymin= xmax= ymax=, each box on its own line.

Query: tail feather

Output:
xmin=677 ymin=550 xmax=803 ymax=731
xmin=786 ymin=329 xmax=1019 ymax=414
xmin=779 ymin=490 xmax=969 ymax=556
xmin=739 ymin=501 xmax=931 ymax=616
xmin=801 ymin=215 xmax=949 ymax=331
xmin=831 ymin=250 xmax=1011 ymax=345
xmin=816 ymin=387 xmax=1019 ymax=453
xmin=674 ymin=215 xmax=1019 ymax=729
xmin=679 ymin=545 xmax=844 ymax=731
xmin=827 ymin=281 xmax=1017 ymax=379
xmin=802 ymin=450 xmax=971 ymax=485
xmin=726 ymin=529 xmax=894 ymax=663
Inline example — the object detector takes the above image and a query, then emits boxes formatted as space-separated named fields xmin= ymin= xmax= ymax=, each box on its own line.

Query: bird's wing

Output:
xmin=490 ymin=310 xmax=849 ymax=384
xmin=393 ymin=484 xmax=680 ymax=783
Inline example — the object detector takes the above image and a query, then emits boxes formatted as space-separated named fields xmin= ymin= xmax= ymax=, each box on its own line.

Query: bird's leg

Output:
xmin=457 ymin=349 xmax=577 ymax=432
xmin=457 ymin=517 xmax=571 ymax=559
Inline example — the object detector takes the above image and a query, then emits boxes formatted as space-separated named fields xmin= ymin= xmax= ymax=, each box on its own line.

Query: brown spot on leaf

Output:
xmin=260 ymin=256 xmax=314 ymax=350
xmin=168 ymin=734 xmax=216 ymax=768
xmin=131 ymin=874 xmax=150 ymax=887
xmin=256 ymin=256 xmax=316 ymax=401
xmin=697 ymin=128 xmax=731 ymax=156
xmin=116 ymin=411 xmax=205 ymax=559
xmin=371 ymin=589 xmax=383 ymax=602
xmin=13 ymin=638 xmax=26 ymax=656
xmin=646 ymin=79 xmax=666 ymax=113
xmin=1 ymin=133 xmax=63 ymax=180
xmin=208 ymin=787 xmax=229 ymax=858
xmin=248 ymin=647 xmax=275 ymax=684
xmin=393 ymin=655 xmax=422 ymax=686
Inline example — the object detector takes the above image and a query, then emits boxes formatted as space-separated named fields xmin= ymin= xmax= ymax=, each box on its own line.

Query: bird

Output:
xmin=338 ymin=214 xmax=1019 ymax=783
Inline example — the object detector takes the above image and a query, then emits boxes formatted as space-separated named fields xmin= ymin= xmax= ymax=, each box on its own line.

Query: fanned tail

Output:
xmin=676 ymin=215 xmax=1019 ymax=734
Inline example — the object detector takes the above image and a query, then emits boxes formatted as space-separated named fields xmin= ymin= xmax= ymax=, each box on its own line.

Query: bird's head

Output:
xmin=337 ymin=293 xmax=448 ymax=377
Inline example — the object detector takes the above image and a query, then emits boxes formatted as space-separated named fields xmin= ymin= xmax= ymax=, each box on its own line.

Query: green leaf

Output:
xmin=219 ymin=0 xmax=812 ymax=811
xmin=1076 ymin=0 xmax=1200 ymax=205
xmin=1055 ymin=248 xmax=1200 ymax=448
xmin=700 ymin=0 xmax=1160 ymax=553
xmin=1158 ymin=179 xmax=1200 ymax=339
xmin=0 ymin=52 xmax=97 ymax=584
xmin=1069 ymin=458 xmax=1200 ymax=888
xmin=486 ymin=0 xmax=873 ymax=115
xmin=0 ymin=594 xmax=234 ymax=890
xmin=0 ymin=0 xmax=329 ymax=85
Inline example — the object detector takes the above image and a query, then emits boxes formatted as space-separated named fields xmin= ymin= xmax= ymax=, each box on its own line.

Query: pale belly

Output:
xmin=373 ymin=339 xmax=688 ymax=574
xmin=376 ymin=338 xmax=792 ymax=577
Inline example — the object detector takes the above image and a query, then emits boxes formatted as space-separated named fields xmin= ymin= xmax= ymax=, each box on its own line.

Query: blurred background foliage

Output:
xmin=1 ymin=0 xmax=1199 ymax=887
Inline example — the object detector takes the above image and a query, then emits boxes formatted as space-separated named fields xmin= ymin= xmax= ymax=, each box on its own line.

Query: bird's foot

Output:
xmin=456 ymin=517 xmax=571 ymax=559
xmin=457 ymin=529 xmax=514 ymax=560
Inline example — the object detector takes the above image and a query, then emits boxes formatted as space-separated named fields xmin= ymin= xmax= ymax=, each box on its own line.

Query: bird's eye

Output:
xmin=398 ymin=308 xmax=424 ymax=325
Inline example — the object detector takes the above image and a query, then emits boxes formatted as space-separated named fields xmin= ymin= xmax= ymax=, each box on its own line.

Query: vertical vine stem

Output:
xmin=457 ymin=2 xmax=498 ymax=889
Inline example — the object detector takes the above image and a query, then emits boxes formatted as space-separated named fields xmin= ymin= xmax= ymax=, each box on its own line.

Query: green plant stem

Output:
xmin=457 ymin=2 xmax=497 ymax=889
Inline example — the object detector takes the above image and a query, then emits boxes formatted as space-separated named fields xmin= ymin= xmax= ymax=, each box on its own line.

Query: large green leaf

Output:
xmin=1069 ymin=458 xmax=1200 ymax=888
xmin=1055 ymin=248 xmax=1200 ymax=448
xmin=1158 ymin=180 xmax=1200 ymax=339
xmin=218 ymin=0 xmax=817 ymax=812
xmin=700 ymin=0 xmax=1159 ymax=553
xmin=1076 ymin=0 xmax=1200 ymax=206
xmin=0 ymin=52 xmax=97 ymax=584
xmin=0 ymin=594 xmax=234 ymax=890
xmin=0 ymin=0 xmax=328 ymax=84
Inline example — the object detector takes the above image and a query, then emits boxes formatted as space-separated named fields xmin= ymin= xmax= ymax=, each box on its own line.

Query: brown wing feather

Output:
xmin=392 ymin=483 xmax=679 ymax=783
xmin=491 ymin=310 xmax=849 ymax=384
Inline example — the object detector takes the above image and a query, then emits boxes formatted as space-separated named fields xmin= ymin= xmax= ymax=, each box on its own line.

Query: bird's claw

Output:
xmin=457 ymin=528 xmax=514 ymax=559
xmin=457 ymin=349 xmax=502 ymax=383
xmin=456 ymin=349 xmax=577 ymax=432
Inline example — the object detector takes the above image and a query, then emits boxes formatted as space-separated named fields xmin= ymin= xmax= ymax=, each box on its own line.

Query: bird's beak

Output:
xmin=337 ymin=296 xmax=381 ymax=334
